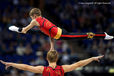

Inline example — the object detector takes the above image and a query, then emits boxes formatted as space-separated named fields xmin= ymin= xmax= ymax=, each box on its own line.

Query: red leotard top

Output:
xmin=35 ymin=17 xmax=62 ymax=39
xmin=43 ymin=65 xmax=64 ymax=76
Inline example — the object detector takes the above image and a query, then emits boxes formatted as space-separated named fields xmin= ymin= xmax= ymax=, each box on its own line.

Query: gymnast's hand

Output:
xmin=0 ymin=60 xmax=12 ymax=70
xmin=92 ymin=55 xmax=104 ymax=62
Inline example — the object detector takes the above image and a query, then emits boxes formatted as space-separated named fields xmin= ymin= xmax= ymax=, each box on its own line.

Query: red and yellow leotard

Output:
xmin=35 ymin=17 xmax=106 ymax=40
xmin=35 ymin=17 xmax=62 ymax=39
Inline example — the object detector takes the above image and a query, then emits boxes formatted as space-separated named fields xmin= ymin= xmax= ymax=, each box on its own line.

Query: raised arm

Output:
xmin=49 ymin=37 xmax=54 ymax=51
xmin=21 ymin=19 xmax=39 ymax=33
xmin=0 ymin=60 xmax=44 ymax=74
xmin=9 ymin=19 xmax=39 ymax=34
xmin=62 ymin=55 xmax=104 ymax=73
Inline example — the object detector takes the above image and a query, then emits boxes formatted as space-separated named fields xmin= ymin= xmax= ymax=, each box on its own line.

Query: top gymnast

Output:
xmin=9 ymin=8 xmax=113 ymax=40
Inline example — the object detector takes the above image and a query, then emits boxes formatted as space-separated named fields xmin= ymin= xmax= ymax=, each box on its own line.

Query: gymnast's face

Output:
xmin=30 ymin=14 xmax=38 ymax=20
xmin=30 ymin=16 xmax=34 ymax=20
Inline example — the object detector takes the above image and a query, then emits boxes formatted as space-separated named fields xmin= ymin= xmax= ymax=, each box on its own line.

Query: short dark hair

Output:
xmin=29 ymin=8 xmax=41 ymax=16
xmin=47 ymin=50 xmax=58 ymax=63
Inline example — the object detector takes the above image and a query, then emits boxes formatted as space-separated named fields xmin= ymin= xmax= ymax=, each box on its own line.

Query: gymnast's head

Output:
xmin=29 ymin=8 xmax=41 ymax=20
xmin=47 ymin=50 xmax=58 ymax=63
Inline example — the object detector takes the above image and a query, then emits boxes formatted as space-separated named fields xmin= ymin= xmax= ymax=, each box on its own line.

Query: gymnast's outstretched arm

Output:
xmin=62 ymin=55 xmax=104 ymax=73
xmin=0 ymin=60 xmax=44 ymax=73
xmin=9 ymin=19 xmax=39 ymax=34
xmin=49 ymin=37 xmax=55 ymax=51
